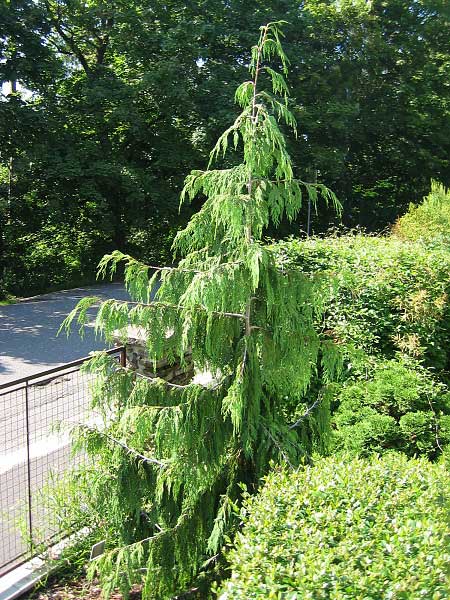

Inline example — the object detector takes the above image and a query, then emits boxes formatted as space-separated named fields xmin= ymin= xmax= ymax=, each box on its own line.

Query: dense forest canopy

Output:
xmin=1 ymin=0 xmax=449 ymax=297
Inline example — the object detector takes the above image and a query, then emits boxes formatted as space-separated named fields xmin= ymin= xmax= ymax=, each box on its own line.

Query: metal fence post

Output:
xmin=24 ymin=380 xmax=33 ymax=552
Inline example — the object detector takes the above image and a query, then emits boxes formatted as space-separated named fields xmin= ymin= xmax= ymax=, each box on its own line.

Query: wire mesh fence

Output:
xmin=0 ymin=347 xmax=125 ymax=577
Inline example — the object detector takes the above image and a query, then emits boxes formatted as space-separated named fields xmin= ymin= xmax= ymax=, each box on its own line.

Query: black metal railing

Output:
xmin=0 ymin=346 xmax=125 ymax=577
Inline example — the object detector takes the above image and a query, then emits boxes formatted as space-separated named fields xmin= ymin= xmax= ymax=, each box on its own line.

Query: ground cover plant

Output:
xmin=218 ymin=454 xmax=450 ymax=599
xmin=61 ymin=23 xmax=340 ymax=600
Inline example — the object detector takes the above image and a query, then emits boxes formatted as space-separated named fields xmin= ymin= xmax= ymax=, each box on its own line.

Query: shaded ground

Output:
xmin=25 ymin=578 xmax=142 ymax=599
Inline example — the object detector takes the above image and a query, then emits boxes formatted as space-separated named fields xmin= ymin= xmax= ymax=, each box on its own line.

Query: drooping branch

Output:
xmin=289 ymin=396 xmax=323 ymax=429
xmin=261 ymin=425 xmax=295 ymax=470
xmin=78 ymin=424 xmax=166 ymax=467
xmin=114 ymin=362 xmax=227 ymax=392
xmin=106 ymin=299 xmax=247 ymax=321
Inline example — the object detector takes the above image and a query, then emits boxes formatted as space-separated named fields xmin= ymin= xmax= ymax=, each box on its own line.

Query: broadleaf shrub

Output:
xmin=275 ymin=232 xmax=450 ymax=460
xmin=274 ymin=233 xmax=450 ymax=373
xmin=218 ymin=454 xmax=450 ymax=599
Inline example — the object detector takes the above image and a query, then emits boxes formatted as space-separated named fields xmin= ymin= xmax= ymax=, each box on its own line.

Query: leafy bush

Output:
xmin=274 ymin=233 xmax=450 ymax=373
xmin=219 ymin=454 xmax=450 ymax=599
xmin=393 ymin=181 xmax=450 ymax=244
xmin=332 ymin=357 xmax=450 ymax=459
xmin=275 ymin=233 xmax=450 ymax=460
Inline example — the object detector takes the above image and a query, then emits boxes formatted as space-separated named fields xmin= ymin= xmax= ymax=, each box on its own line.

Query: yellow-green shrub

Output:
xmin=393 ymin=181 xmax=450 ymax=244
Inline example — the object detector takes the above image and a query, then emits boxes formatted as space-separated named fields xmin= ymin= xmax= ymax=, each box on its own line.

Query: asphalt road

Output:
xmin=0 ymin=363 xmax=102 ymax=575
xmin=0 ymin=282 xmax=130 ymax=385
xmin=0 ymin=282 xmax=129 ymax=574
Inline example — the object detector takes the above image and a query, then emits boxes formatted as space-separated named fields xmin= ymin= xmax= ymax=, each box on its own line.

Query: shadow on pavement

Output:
xmin=0 ymin=283 xmax=131 ymax=384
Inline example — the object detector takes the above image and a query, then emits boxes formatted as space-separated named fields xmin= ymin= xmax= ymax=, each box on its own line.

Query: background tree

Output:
xmin=63 ymin=22 xmax=340 ymax=599
xmin=1 ymin=0 xmax=449 ymax=297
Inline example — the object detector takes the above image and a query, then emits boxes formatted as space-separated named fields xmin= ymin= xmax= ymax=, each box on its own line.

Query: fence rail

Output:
xmin=0 ymin=346 xmax=126 ymax=577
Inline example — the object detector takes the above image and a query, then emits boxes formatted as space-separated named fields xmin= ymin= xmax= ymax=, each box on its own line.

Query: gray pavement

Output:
xmin=0 ymin=366 xmax=100 ymax=575
xmin=0 ymin=283 xmax=130 ymax=385
xmin=0 ymin=282 xmax=130 ymax=575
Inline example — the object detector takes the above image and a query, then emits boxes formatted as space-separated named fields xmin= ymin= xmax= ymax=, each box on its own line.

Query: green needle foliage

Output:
xmin=64 ymin=22 xmax=341 ymax=599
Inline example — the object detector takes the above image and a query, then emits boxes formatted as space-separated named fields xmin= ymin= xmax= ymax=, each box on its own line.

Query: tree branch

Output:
xmin=113 ymin=298 xmax=247 ymax=320
xmin=80 ymin=424 xmax=166 ymax=467
xmin=45 ymin=0 xmax=92 ymax=76
xmin=140 ymin=260 xmax=243 ymax=274
xmin=262 ymin=424 xmax=295 ymax=470
xmin=116 ymin=363 xmax=226 ymax=392
xmin=289 ymin=396 xmax=322 ymax=429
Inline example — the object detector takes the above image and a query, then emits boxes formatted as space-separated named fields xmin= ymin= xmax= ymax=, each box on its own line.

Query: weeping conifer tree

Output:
xmin=64 ymin=22 xmax=341 ymax=600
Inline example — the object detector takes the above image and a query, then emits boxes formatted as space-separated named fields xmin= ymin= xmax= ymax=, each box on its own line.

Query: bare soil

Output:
xmin=24 ymin=578 xmax=142 ymax=600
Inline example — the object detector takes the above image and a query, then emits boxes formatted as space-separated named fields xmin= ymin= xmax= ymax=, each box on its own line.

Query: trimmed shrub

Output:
xmin=332 ymin=358 xmax=450 ymax=459
xmin=218 ymin=454 xmax=450 ymax=599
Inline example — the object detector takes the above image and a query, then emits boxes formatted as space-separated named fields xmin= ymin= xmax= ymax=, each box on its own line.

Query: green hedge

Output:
xmin=219 ymin=454 xmax=450 ymax=599
xmin=274 ymin=233 xmax=450 ymax=373
xmin=274 ymin=232 xmax=450 ymax=460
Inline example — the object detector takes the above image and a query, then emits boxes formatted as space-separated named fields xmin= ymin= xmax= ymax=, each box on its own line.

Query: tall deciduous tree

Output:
xmin=64 ymin=22 xmax=340 ymax=599
xmin=1 ymin=0 xmax=449 ymax=298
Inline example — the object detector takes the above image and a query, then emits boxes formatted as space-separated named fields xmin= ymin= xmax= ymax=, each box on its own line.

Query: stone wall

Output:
xmin=119 ymin=330 xmax=194 ymax=385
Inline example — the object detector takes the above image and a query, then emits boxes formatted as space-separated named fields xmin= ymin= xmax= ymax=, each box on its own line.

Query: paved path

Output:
xmin=0 ymin=283 xmax=130 ymax=385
